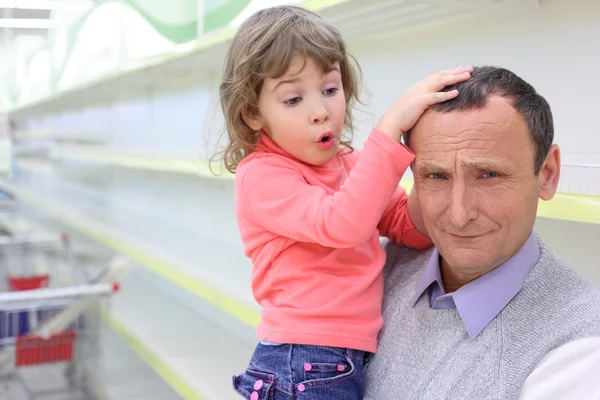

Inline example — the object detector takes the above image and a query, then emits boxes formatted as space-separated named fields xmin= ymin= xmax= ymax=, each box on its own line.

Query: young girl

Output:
xmin=215 ymin=5 xmax=472 ymax=399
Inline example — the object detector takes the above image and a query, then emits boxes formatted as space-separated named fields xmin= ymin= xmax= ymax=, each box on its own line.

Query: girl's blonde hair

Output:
xmin=212 ymin=5 xmax=362 ymax=173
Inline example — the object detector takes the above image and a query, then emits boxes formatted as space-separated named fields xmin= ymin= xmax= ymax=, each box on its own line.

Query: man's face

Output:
xmin=411 ymin=95 xmax=560 ymax=279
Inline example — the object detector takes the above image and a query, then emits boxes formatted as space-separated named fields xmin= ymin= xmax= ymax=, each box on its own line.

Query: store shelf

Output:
xmin=14 ymin=156 xmax=600 ymax=225
xmin=537 ymin=193 xmax=600 ymax=225
xmin=13 ymin=129 xmax=108 ymax=144
xmin=4 ymin=0 xmax=527 ymax=121
xmin=0 ymin=168 xmax=258 ymax=396
xmin=46 ymin=144 xmax=232 ymax=178
xmin=103 ymin=266 xmax=254 ymax=400
xmin=0 ymin=177 xmax=260 ymax=328
xmin=0 ymin=215 xmax=187 ymax=400
xmin=534 ymin=217 xmax=600 ymax=285
xmin=1 ymin=203 xmax=256 ymax=399
xmin=95 ymin=309 xmax=193 ymax=400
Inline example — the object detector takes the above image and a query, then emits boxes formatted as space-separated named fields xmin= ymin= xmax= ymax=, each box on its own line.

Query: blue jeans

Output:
xmin=233 ymin=343 xmax=371 ymax=399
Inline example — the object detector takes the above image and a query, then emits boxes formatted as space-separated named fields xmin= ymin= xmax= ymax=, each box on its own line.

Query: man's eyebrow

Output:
xmin=415 ymin=161 xmax=447 ymax=173
xmin=415 ymin=159 xmax=509 ymax=173
xmin=460 ymin=159 xmax=508 ymax=171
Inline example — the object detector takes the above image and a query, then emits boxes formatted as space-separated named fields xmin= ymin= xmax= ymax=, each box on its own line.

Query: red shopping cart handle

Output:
xmin=8 ymin=275 xmax=49 ymax=291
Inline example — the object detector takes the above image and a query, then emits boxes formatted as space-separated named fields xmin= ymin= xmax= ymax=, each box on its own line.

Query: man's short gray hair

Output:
xmin=404 ymin=66 xmax=554 ymax=175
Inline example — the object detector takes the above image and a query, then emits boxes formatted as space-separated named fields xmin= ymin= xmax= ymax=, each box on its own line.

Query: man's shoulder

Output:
xmin=531 ymin=239 xmax=600 ymax=300
xmin=512 ymin=238 xmax=600 ymax=335
xmin=499 ymin=239 xmax=600 ymax=384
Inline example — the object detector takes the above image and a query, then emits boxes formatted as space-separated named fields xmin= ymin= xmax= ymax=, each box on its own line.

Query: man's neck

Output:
xmin=440 ymin=257 xmax=490 ymax=293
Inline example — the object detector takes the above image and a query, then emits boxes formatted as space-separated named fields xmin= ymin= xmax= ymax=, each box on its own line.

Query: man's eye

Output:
xmin=428 ymin=173 xmax=445 ymax=179
xmin=481 ymin=171 xmax=499 ymax=178
xmin=285 ymin=97 xmax=301 ymax=106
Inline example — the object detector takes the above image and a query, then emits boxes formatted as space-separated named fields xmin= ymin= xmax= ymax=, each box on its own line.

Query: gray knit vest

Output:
xmin=364 ymin=237 xmax=600 ymax=400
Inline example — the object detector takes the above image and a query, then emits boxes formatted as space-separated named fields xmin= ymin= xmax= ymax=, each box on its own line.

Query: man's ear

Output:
xmin=242 ymin=109 xmax=263 ymax=132
xmin=538 ymin=144 xmax=561 ymax=201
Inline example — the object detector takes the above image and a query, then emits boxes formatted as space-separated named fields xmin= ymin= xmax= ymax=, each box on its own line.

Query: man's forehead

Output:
xmin=422 ymin=97 xmax=511 ymax=126
xmin=413 ymin=97 xmax=528 ymax=146
xmin=411 ymin=96 xmax=533 ymax=171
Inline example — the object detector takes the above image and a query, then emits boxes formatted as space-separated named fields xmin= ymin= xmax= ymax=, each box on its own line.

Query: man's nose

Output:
xmin=448 ymin=182 xmax=478 ymax=229
xmin=310 ymin=101 xmax=329 ymax=124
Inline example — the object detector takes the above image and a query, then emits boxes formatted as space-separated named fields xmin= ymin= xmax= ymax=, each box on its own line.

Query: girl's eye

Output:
xmin=284 ymin=97 xmax=301 ymax=106
xmin=324 ymin=87 xmax=338 ymax=96
xmin=481 ymin=171 xmax=499 ymax=178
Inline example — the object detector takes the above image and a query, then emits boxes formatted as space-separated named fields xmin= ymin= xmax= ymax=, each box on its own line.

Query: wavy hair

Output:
xmin=211 ymin=5 xmax=362 ymax=173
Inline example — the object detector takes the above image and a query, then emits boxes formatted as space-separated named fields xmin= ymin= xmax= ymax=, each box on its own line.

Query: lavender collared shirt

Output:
xmin=412 ymin=231 xmax=541 ymax=340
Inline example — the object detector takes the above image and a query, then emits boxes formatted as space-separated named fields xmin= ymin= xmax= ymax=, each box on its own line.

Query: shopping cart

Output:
xmin=0 ymin=232 xmax=75 ymax=292
xmin=0 ymin=256 xmax=130 ymax=399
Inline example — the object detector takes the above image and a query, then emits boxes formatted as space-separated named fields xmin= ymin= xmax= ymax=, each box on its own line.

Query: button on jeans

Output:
xmin=233 ymin=343 xmax=372 ymax=399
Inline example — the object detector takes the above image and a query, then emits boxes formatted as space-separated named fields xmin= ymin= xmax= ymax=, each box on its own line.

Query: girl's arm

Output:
xmin=378 ymin=185 xmax=432 ymax=250
xmin=238 ymin=128 xmax=412 ymax=248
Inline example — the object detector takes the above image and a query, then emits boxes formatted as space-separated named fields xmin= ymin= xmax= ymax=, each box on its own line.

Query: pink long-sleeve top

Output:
xmin=234 ymin=128 xmax=432 ymax=353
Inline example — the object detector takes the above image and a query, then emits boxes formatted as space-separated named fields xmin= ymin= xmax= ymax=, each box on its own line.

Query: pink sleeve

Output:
xmin=239 ymin=128 xmax=414 ymax=249
xmin=378 ymin=187 xmax=433 ymax=250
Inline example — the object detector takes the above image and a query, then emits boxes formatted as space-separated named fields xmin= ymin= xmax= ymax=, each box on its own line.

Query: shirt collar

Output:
xmin=254 ymin=130 xmax=292 ymax=158
xmin=412 ymin=231 xmax=541 ymax=340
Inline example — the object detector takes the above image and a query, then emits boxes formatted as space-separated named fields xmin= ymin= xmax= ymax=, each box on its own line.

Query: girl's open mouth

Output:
xmin=317 ymin=131 xmax=335 ymax=149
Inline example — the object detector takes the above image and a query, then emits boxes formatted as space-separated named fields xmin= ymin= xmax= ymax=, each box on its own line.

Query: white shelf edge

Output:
xmin=14 ymin=157 xmax=600 ymax=224
xmin=4 ymin=0 xmax=350 ymax=119
xmin=0 ymin=179 xmax=260 ymax=327
xmin=102 ymin=311 xmax=206 ymax=400
xmin=16 ymin=144 xmax=232 ymax=178
xmin=0 ymin=214 xmax=194 ymax=400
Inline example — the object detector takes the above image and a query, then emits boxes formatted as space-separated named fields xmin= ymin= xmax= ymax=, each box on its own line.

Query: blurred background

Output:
xmin=0 ymin=0 xmax=598 ymax=399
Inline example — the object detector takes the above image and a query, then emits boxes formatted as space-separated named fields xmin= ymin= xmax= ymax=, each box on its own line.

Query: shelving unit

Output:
xmin=0 ymin=212 xmax=186 ymax=400
xmin=99 ymin=263 xmax=254 ymax=400
xmin=46 ymin=143 xmax=232 ymax=178
xmin=4 ymin=0 xmax=534 ymax=121
xmin=0 ymin=177 xmax=259 ymax=326
xmin=2 ymin=0 xmax=599 ymax=399
xmin=1 ymin=194 xmax=256 ymax=400
xmin=96 ymin=319 xmax=188 ymax=400
xmin=12 ymin=129 xmax=108 ymax=144
xmin=13 ymin=149 xmax=600 ymax=224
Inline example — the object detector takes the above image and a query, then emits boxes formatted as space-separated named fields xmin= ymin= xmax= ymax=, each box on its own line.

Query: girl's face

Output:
xmin=244 ymin=56 xmax=347 ymax=166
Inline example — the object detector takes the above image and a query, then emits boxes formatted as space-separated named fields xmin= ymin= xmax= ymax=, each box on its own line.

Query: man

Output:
xmin=364 ymin=66 xmax=600 ymax=399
